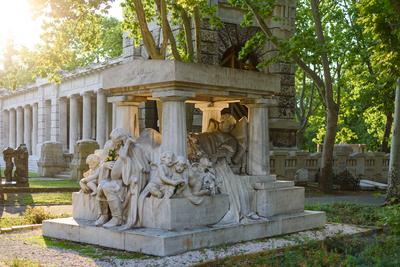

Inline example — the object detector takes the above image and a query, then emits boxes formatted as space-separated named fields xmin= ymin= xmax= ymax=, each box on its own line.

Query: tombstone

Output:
xmin=3 ymin=147 xmax=15 ymax=183
xmin=70 ymin=140 xmax=99 ymax=180
xmin=14 ymin=144 xmax=29 ymax=187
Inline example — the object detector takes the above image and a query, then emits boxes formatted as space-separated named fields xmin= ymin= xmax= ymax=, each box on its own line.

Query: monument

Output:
xmin=42 ymin=60 xmax=325 ymax=256
xmin=2 ymin=144 xmax=29 ymax=186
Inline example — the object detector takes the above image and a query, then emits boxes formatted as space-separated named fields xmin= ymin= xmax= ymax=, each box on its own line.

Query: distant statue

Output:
xmin=3 ymin=147 xmax=15 ymax=183
xmin=14 ymin=144 xmax=29 ymax=186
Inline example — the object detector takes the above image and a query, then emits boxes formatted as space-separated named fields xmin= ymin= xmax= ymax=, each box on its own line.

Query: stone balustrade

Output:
xmin=270 ymin=149 xmax=390 ymax=183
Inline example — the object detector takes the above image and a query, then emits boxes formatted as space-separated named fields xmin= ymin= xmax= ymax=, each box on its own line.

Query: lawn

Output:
xmin=2 ymin=192 xmax=72 ymax=206
xmin=28 ymin=179 xmax=79 ymax=189
xmin=197 ymin=203 xmax=400 ymax=267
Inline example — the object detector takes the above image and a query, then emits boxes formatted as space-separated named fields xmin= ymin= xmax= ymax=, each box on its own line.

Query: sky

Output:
xmin=0 ymin=0 xmax=122 ymax=56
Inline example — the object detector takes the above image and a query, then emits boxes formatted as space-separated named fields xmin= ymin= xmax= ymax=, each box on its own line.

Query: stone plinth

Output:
xmin=37 ymin=142 xmax=68 ymax=177
xmin=72 ymin=192 xmax=229 ymax=230
xmin=141 ymin=195 xmax=229 ymax=230
xmin=43 ymin=210 xmax=326 ymax=256
xmin=72 ymin=192 xmax=98 ymax=220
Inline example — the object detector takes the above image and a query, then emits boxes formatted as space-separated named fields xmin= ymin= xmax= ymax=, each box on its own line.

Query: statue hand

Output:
xmin=104 ymin=161 xmax=115 ymax=170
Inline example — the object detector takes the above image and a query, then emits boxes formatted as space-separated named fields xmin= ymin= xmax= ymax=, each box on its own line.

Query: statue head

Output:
xmin=175 ymin=156 xmax=188 ymax=173
xmin=219 ymin=114 xmax=236 ymax=133
xmin=160 ymin=151 xmax=175 ymax=167
xmin=86 ymin=154 xmax=101 ymax=170
xmin=110 ymin=128 xmax=130 ymax=148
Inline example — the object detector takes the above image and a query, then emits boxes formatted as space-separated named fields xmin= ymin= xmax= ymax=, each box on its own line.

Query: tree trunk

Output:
xmin=381 ymin=112 xmax=393 ymax=153
xmin=386 ymin=79 xmax=400 ymax=203
xmin=319 ymin=105 xmax=338 ymax=192
xmin=296 ymin=128 xmax=305 ymax=150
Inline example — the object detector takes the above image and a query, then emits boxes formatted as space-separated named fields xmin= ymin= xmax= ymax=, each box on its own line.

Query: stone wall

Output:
xmin=271 ymin=150 xmax=390 ymax=183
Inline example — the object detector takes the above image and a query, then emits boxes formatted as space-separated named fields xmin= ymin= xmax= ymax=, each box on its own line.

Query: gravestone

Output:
xmin=70 ymin=140 xmax=99 ymax=180
xmin=14 ymin=144 xmax=29 ymax=187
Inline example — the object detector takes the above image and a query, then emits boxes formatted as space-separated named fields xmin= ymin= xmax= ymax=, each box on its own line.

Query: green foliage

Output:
xmin=4 ymin=258 xmax=42 ymax=267
xmin=23 ymin=207 xmax=58 ymax=224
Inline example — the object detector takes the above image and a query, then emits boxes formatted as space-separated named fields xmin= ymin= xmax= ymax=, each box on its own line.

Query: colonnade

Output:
xmin=0 ymin=89 xmax=116 ymax=156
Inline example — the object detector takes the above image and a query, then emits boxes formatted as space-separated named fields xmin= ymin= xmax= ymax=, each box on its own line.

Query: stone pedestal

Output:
xmin=70 ymin=140 xmax=99 ymax=180
xmin=73 ymin=192 xmax=229 ymax=230
xmin=44 ymin=210 xmax=325 ymax=256
xmin=37 ymin=142 xmax=69 ymax=177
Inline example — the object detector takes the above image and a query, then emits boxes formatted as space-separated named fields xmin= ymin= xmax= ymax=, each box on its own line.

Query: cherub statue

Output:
xmin=79 ymin=153 xmax=101 ymax=196
xmin=188 ymin=157 xmax=220 ymax=196
xmin=145 ymin=151 xmax=185 ymax=199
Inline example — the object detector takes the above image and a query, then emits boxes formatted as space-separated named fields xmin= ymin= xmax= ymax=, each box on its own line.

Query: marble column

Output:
xmin=82 ymin=91 xmax=93 ymax=140
xmin=115 ymin=103 xmax=140 ymax=138
xmin=45 ymin=100 xmax=52 ymax=141
xmin=9 ymin=108 xmax=16 ymax=148
xmin=50 ymin=98 xmax=60 ymax=142
xmin=2 ymin=110 xmax=9 ymax=150
xmin=16 ymin=106 xmax=24 ymax=146
xmin=160 ymin=97 xmax=188 ymax=158
xmin=69 ymin=94 xmax=79 ymax=153
xmin=59 ymin=97 xmax=68 ymax=151
xmin=24 ymin=105 xmax=32 ymax=154
xmin=32 ymin=103 xmax=38 ymax=156
xmin=195 ymin=102 xmax=228 ymax=132
xmin=96 ymin=89 xmax=107 ymax=148
xmin=243 ymin=98 xmax=275 ymax=176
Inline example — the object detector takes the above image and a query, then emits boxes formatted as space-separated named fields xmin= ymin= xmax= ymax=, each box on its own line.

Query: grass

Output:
xmin=0 ymin=207 xmax=70 ymax=228
xmin=28 ymin=172 xmax=40 ymax=178
xmin=24 ymin=235 xmax=148 ymax=260
xmin=197 ymin=202 xmax=400 ymax=267
xmin=28 ymin=179 xmax=79 ymax=189
xmin=2 ymin=258 xmax=44 ymax=267
xmin=0 ymin=216 xmax=28 ymax=228
xmin=2 ymin=192 xmax=72 ymax=205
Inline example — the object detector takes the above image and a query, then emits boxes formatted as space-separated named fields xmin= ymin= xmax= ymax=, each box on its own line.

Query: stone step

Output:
xmin=54 ymin=174 xmax=72 ymax=179
xmin=255 ymin=186 xmax=305 ymax=217
xmin=42 ymin=210 xmax=326 ymax=256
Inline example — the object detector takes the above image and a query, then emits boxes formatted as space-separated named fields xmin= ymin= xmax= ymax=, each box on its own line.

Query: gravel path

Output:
xmin=0 ymin=229 xmax=97 ymax=267
xmin=0 ymin=224 xmax=370 ymax=267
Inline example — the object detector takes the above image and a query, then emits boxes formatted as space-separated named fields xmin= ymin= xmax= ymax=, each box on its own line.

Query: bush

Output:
xmin=380 ymin=204 xmax=400 ymax=234
xmin=22 ymin=207 xmax=56 ymax=224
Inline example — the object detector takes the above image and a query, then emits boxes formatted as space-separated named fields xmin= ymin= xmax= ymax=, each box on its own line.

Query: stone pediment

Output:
xmin=102 ymin=60 xmax=280 ymax=100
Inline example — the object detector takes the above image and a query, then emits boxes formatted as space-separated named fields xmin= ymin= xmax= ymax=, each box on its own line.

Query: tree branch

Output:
xmin=245 ymin=0 xmax=327 ymax=106
xmin=133 ymin=0 xmax=162 ymax=59
xmin=181 ymin=9 xmax=194 ymax=61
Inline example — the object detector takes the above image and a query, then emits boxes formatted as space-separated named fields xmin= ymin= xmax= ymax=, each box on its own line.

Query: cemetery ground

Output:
xmin=0 ymin=180 xmax=399 ymax=266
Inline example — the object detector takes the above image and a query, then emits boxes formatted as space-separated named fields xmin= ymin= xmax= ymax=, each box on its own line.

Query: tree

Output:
xmin=27 ymin=0 xmax=124 ymax=81
xmin=0 ymin=39 xmax=37 ymax=89
xmin=232 ymin=0 xmax=355 ymax=192
xmin=358 ymin=0 xmax=400 ymax=202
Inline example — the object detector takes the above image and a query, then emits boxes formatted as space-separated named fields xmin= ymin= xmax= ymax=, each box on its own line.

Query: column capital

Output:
xmin=23 ymin=104 xmax=31 ymax=109
xmin=81 ymin=90 xmax=94 ymax=97
xmin=96 ymin=88 xmax=106 ymax=94
xmin=241 ymin=98 xmax=277 ymax=107
xmin=69 ymin=93 xmax=80 ymax=99
xmin=195 ymin=101 xmax=229 ymax=111
xmin=107 ymin=95 xmax=146 ymax=106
